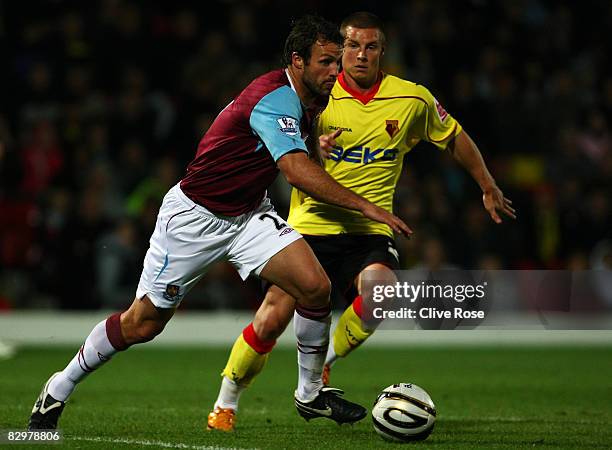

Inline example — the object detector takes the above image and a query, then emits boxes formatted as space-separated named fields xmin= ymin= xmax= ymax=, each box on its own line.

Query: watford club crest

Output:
xmin=385 ymin=120 xmax=399 ymax=138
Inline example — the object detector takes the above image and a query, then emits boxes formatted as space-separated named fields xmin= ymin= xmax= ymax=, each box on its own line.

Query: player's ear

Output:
xmin=292 ymin=52 xmax=304 ymax=70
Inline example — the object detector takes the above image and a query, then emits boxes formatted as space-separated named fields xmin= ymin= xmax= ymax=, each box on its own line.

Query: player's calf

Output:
xmin=27 ymin=297 xmax=172 ymax=430
xmin=326 ymin=295 xmax=376 ymax=369
xmin=27 ymin=312 xmax=130 ymax=430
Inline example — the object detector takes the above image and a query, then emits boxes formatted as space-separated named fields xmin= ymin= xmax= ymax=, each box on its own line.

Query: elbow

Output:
xmin=280 ymin=165 xmax=305 ymax=188
xmin=277 ymin=153 xmax=303 ymax=187
xmin=283 ymin=171 xmax=297 ymax=187
xmin=286 ymin=173 xmax=306 ymax=190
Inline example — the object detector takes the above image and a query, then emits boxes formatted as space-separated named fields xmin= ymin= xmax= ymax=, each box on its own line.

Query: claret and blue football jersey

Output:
xmin=181 ymin=69 xmax=314 ymax=216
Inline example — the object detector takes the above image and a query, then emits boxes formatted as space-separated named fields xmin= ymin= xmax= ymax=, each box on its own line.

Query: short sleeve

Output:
xmin=249 ymin=86 xmax=308 ymax=161
xmin=414 ymin=85 xmax=463 ymax=150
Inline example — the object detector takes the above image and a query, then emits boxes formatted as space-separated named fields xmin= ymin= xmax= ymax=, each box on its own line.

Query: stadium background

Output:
xmin=1 ymin=0 xmax=610 ymax=312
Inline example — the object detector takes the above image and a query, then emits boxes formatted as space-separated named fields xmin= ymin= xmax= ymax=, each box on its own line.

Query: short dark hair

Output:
xmin=340 ymin=12 xmax=386 ymax=45
xmin=282 ymin=15 xmax=342 ymax=66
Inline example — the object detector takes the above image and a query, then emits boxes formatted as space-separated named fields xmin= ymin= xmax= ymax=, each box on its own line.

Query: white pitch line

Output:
xmin=69 ymin=436 xmax=258 ymax=450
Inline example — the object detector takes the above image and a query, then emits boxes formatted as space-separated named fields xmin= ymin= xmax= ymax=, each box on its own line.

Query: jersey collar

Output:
xmin=338 ymin=71 xmax=383 ymax=105
xmin=285 ymin=68 xmax=297 ymax=94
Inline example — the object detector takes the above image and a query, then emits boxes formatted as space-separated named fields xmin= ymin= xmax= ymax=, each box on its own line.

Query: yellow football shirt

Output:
xmin=289 ymin=71 xmax=463 ymax=237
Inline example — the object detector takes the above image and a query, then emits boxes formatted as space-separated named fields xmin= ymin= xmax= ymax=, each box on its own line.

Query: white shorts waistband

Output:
xmin=173 ymin=183 xmax=271 ymax=223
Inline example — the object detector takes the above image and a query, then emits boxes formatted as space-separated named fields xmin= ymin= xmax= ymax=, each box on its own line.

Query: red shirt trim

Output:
xmin=337 ymin=71 xmax=383 ymax=105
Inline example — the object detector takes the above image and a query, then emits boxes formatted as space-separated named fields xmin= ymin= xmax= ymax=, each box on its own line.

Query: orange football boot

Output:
xmin=207 ymin=406 xmax=236 ymax=432
xmin=322 ymin=364 xmax=331 ymax=386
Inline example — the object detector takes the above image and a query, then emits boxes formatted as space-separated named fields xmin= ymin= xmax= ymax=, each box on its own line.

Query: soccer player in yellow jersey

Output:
xmin=207 ymin=12 xmax=515 ymax=431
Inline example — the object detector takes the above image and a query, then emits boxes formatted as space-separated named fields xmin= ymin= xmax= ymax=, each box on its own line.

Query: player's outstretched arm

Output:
xmin=448 ymin=130 xmax=516 ymax=224
xmin=278 ymin=151 xmax=413 ymax=237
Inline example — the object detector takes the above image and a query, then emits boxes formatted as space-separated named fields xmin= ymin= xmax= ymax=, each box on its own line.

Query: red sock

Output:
xmin=242 ymin=323 xmax=276 ymax=354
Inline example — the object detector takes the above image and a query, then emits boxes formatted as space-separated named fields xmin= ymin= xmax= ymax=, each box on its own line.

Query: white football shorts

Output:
xmin=136 ymin=183 xmax=302 ymax=308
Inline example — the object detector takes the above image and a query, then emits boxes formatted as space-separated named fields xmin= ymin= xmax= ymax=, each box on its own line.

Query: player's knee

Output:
xmin=135 ymin=320 xmax=166 ymax=343
xmin=122 ymin=317 xmax=166 ymax=344
xmin=255 ymin=313 xmax=289 ymax=341
xmin=299 ymin=272 xmax=331 ymax=307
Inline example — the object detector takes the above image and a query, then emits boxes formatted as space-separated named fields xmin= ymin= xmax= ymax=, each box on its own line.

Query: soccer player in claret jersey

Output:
xmin=207 ymin=11 xmax=515 ymax=431
xmin=28 ymin=15 xmax=412 ymax=431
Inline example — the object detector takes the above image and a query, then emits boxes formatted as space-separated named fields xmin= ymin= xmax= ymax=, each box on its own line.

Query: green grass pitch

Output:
xmin=2 ymin=346 xmax=612 ymax=449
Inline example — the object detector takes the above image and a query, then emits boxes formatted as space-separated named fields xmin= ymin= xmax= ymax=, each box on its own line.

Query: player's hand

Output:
xmin=318 ymin=129 xmax=342 ymax=159
xmin=361 ymin=203 xmax=413 ymax=237
xmin=482 ymin=186 xmax=516 ymax=224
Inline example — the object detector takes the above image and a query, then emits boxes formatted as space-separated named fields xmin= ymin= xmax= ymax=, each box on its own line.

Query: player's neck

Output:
xmin=338 ymin=71 xmax=383 ymax=105
xmin=341 ymin=71 xmax=379 ymax=93
xmin=286 ymin=67 xmax=317 ymax=108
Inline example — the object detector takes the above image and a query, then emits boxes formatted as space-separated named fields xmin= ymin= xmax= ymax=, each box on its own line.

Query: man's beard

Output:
xmin=303 ymin=73 xmax=328 ymax=97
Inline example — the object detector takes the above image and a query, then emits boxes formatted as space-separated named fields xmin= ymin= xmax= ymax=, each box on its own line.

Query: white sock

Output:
xmin=293 ymin=310 xmax=331 ymax=402
xmin=48 ymin=319 xmax=119 ymax=401
xmin=214 ymin=376 xmax=245 ymax=411
xmin=325 ymin=337 xmax=338 ymax=367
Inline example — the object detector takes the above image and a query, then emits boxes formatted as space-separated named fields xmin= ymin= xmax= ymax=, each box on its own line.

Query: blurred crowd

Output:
xmin=0 ymin=0 xmax=610 ymax=310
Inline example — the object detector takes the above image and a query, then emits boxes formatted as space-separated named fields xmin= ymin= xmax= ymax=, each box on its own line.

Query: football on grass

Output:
xmin=372 ymin=383 xmax=436 ymax=442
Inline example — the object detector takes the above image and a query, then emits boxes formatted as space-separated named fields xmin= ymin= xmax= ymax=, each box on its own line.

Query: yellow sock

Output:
xmin=332 ymin=296 xmax=374 ymax=358
xmin=221 ymin=323 xmax=273 ymax=387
